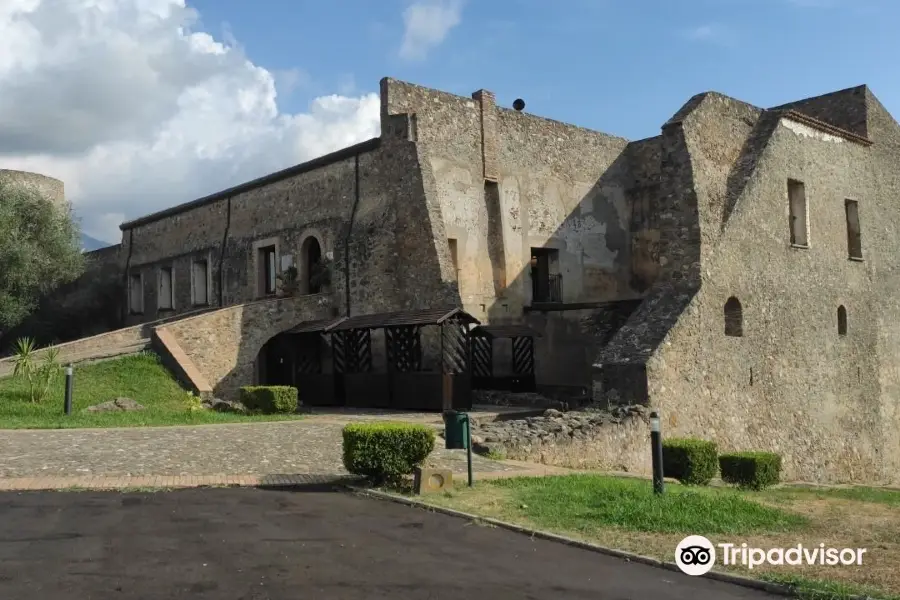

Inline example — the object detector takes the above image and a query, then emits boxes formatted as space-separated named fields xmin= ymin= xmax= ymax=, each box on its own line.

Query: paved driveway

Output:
xmin=0 ymin=419 xmax=523 ymax=480
xmin=0 ymin=486 xmax=780 ymax=599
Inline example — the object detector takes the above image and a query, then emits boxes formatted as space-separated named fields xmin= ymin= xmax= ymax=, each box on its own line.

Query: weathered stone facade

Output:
xmin=595 ymin=86 xmax=900 ymax=485
xmin=53 ymin=78 xmax=900 ymax=484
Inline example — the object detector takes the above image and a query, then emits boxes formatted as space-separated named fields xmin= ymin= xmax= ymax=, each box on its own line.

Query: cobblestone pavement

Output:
xmin=0 ymin=419 xmax=528 ymax=480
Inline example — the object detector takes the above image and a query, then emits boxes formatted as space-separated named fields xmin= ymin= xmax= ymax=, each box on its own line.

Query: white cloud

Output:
xmin=679 ymin=23 xmax=737 ymax=46
xmin=399 ymin=0 xmax=464 ymax=61
xmin=0 ymin=0 xmax=381 ymax=243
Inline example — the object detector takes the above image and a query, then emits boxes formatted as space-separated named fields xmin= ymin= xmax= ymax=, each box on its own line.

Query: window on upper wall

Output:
xmin=158 ymin=267 xmax=174 ymax=310
xmin=448 ymin=238 xmax=459 ymax=279
xmin=724 ymin=296 xmax=743 ymax=337
xmin=258 ymin=245 xmax=277 ymax=296
xmin=530 ymin=247 xmax=562 ymax=303
xmin=787 ymin=179 xmax=809 ymax=247
xmin=129 ymin=272 xmax=143 ymax=315
xmin=845 ymin=199 xmax=862 ymax=260
xmin=192 ymin=259 xmax=209 ymax=306
xmin=837 ymin=305 xmax=848 ymax=335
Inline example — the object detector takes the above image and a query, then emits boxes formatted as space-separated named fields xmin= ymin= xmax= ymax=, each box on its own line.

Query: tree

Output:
xmin=0 ymin=179 xmax=85 ymax=335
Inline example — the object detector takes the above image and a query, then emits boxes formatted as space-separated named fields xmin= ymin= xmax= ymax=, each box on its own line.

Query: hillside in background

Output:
xmin=81 ymin=233 xmax=112 ymax=251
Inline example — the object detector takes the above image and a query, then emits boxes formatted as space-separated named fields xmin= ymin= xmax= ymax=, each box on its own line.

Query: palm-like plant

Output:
xmin=12 ymin=337 xmax=61 ymax=403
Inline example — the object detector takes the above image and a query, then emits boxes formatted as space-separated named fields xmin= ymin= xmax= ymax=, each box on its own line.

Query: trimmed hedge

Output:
xmin=662 ymin=438 xmax=719 ymax=486
xmin=238 ymin=386 xmax=298 ymax=414
xmin=719 ymin=451 xmax=782 ymax=490
xmin=342 ymin=422 xmax=435 ymax=485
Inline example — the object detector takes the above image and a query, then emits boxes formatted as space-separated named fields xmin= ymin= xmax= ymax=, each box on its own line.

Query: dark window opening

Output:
xmin=724 ymin=296 xmax=743 ymax=337
xmin=788 ymin=179 xmax=808 ymax=247
xmin=158 ymin=267 xmax=173 ymax=310
xmin=192 ymin=260 xmax=209 ymax=306
xmin=845 ymin=200 xmax=862 ymax=259
xmin=129 ymin=273 xmax=143 ymax=314
xmin=303 ymin=237 xmax=323 ymax=294
xmin=838 ymin=305 xmax=848 ymax=336
xmin=259 ymin=246 xmax=277 ymax=296
xmin=530 ymin=247 xmax=562 ymax=303
xmin=448 ymin=238 xmax=459 ymax=278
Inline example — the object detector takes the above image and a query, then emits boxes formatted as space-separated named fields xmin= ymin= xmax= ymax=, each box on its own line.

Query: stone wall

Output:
xmin=861 ymin=90 xmax=900 ymax=486
xmin=0 ymin=321 xmax=149 ymax=377
xmin=155 ymin=295 xmax=334 ymax=400
xmin=0 ymin=243 xmax=126 ymax=352
xmin=595 ymin=89 xmax=900 ymax=485
xmin=474 ymin=406 xmax=652 ymax=474
xmin=0 ymin=169 xmax=65 ymax=205
xmin=120 ymin=140 xmax=380 ymax=325
xmin=380 ymin=78 xmax=647 ymax=388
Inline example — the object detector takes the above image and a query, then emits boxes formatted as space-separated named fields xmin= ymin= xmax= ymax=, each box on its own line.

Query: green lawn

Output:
xmin=0 ymin=352 xmax=304 ymax=429
xmin=416 ymin=474 xmax=900 ymax=600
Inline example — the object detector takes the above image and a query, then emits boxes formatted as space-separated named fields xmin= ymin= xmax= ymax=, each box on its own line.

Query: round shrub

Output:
xmin=719 ymin=451 xmax=782 ymax=490
xmin=662 ymin=438 xmax=719 ymax=486
xmin=342 ymin=422 xmax=435 ymax=486
xmin=239 ymin=386 xmax=298 ymax=414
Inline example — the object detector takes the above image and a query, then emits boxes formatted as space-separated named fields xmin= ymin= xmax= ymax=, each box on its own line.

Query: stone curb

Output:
xmin=347 ymin=486 xmax=875 ymax=600
xmin=0 ymin=474 xmax=354 ymax=491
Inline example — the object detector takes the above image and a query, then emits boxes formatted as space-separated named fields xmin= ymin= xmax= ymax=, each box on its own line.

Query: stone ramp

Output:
xmin=0 ymin=328 xmax=152 ymax=378
xmin=0 ymin=307 xmax=220 ymax=378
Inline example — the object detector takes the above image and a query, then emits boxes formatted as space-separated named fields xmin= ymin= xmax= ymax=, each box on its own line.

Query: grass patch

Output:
xmin=763 ymin=485 xmax=900 ymax=507
xmin=0 ymin=352 xmax=304 ymax=429
xmin=490 ymin=474 xmax=805 ymax=535
xmin=417 ymin=474 xmax=900 ymax=597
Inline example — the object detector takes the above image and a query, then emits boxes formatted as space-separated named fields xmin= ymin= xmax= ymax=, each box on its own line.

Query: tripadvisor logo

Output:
xmin=675 ymin=535 xmax=716 ymax=576
xmin=675 ymin=536 xmax=868 ymax=576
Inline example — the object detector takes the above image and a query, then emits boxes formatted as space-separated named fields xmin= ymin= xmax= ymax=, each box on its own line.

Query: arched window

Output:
xmin=724 ymin=296 xmax=743 ymax=337
xmin=302 ymin=236 xmax=323 ymax=294
xmin=837 ymin=305 xmax=848 ymax=336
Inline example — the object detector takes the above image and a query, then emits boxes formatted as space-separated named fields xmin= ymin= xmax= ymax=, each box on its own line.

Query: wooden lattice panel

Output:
xmin=347 ymin=329 xmax=372 ymax=373
xmin=331 ymin=331 xmax=346 ymax=374
xmin=441 ymin=319 xmax=470 ymax=374
xmin=385 ymin=325 xmax=422 ymax=372
xmin=512 ymin=336 xmax=535 ymax=375
xmin=471 ymin=336 xmax=492 ymax=378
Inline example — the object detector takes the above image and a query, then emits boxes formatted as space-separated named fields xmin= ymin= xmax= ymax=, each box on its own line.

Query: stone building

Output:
xmin=21 ymin=77 xmax=900 ymax=484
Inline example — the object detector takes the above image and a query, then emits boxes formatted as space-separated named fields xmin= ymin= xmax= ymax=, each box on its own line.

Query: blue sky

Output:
xmin=188 ymin=0 xmax=898 ymax=141
xmin=3 ymin=0 xmax=897 ymax=243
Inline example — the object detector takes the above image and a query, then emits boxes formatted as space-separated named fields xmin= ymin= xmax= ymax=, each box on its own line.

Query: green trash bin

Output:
xmin=443 ymin=410 xmax=469 ymax=450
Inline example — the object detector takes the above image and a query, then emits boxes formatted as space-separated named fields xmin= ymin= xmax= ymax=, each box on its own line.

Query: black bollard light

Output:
xmin=64 ymin=364 xmax=74 ymax=416
xmin=650 ymin=411 xmax=664 ymax=494
xmin=465 ymin=413 xmax=473 ymax=487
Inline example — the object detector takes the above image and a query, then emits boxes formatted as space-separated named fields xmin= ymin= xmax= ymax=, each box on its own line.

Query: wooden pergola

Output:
xmin=278 ymin=307 xmax=480 ymax=411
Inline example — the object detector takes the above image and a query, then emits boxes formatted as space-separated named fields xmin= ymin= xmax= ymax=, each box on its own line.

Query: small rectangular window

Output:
xmin=158 ymin=267 xmax=173 ymax=310
xmin=448 ymin=238 xmax=459 ymax=276
xmin=192 ymin=260 xmax=209 ymax=306
xmin=788 ymin=179 xmax=808 ymax=247
xmin=530 ymin=247 xmax=562 ymax=303
xmin=129 ymin=272 xmax=143 ymax=314
xmin=258 ymin=246 xmax=277 ymax=295
xmin=845 ymin=199 xmax=862 ymax=259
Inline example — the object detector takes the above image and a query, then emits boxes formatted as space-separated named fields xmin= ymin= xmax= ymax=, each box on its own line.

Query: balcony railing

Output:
xmin=531 ymin=273 xmax=562 ymax=303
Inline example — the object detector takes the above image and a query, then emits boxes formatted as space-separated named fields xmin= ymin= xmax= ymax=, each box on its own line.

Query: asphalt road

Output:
xmin=0 ymin=486 xmax=780 ymax=599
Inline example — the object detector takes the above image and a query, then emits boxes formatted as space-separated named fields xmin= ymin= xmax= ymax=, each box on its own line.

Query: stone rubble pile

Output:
xmin=472 ymin=405 xmax=649 ymax=457
xmin=472 ymin=389 xmax=567 ymax=409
